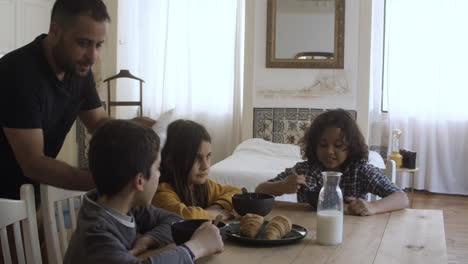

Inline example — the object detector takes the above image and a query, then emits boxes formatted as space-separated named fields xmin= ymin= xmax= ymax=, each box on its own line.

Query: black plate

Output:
xmin=225 ymin=221 xmax=308 ymax=246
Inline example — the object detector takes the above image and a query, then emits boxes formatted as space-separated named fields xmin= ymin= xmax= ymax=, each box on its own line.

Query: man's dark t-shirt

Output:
xmin=0 ymin=34 xmax=102 ymax=200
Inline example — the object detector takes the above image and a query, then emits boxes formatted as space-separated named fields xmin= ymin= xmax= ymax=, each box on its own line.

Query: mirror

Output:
xmin=266 ymin=0 xmax=345 ymax=68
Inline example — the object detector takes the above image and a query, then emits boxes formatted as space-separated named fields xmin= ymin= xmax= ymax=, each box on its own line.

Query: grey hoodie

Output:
xmin=64 ymin=190 xmax=193 ymax=264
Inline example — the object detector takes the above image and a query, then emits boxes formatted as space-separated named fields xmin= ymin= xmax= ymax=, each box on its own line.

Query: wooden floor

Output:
xmin=410 ymin=191 xmax=468 ymax=264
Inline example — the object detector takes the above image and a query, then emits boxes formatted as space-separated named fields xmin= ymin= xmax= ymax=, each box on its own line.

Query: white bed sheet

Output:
xmin=209 ymin=138 xmax=385 ymax=202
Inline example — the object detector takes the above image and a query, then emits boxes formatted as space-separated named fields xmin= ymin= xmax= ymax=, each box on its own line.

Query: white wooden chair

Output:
xmin=0 ymin=184 xmax=42 ymax=264
xmin=383 ymin=159 xmax=397 ymax=184
xmin=370 ymin=159 xmax=397 ymax=201
xmin=40 ymin=184 xmax=85 ymax=264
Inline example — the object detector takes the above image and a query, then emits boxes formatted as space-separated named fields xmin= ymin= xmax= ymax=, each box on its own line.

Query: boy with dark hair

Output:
xmin=64 ymin=120 xmax=224 ymax=263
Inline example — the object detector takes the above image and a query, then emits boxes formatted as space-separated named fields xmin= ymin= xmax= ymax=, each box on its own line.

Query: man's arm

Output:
xmin=134 ymin=206 xmax=183 ymax=247
xmin=79 ymin=107 xmax=156 ymax=134
xmin=79 ymin=106 xmax=110 ymax=134
xmin=129 ymin=206 xmax=183 ymax=256
xmin=3 ymin=127 xmax=94 ymax=191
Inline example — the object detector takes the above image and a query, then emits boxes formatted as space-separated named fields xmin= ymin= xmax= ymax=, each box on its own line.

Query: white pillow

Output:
xmin=152 ymin=109 xmax=175 ymax=147
xmin=368 ymin=150 xmax=385 ymax=169
xmin=233 ymin=138 xmax=386 ymax=169
xmin=233 ymin=138 xmax=301 ymax=159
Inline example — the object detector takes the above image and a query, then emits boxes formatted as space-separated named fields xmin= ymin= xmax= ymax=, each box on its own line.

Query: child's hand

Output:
xmin=219 ymin=209 xmax=235 ymax=220
xmin=185 ymin=221 xmax=224 ymax=259
xmin=129 ymin=236 xmax=158 ymax=256
xmin=282 ymin=174 xmax=306 ymax=193
xmin=207 ymin=204 xmax=234 ymax=220
xmin=344 ymin=197 xmax=376 ymax=216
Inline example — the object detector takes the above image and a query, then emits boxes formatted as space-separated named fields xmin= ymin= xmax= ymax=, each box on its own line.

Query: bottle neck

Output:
xmin=324 ymin=175 xmax=340 ymax=187
xmin=322 ymin=172 xmax=342 ymax=187
xmin=392 ymin=136 xmax=400 ymax=152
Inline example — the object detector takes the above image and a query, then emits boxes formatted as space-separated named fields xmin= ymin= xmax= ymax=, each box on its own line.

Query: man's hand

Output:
xmin=3 ymin=127 xmax=94 ymax=191
xmin=129 ymin=236 xmax=158 ymax=256
xmin=344 ymin=197 xmax=376 ymax=216
xmin=282 ymin=174 xmax=306 ymax=194
xmin=132 ymin=116 xmax=157 ymax=127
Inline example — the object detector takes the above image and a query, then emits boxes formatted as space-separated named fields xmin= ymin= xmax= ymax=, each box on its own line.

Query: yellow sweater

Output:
xmin=152 ymin=179 xmax=242 ymax=220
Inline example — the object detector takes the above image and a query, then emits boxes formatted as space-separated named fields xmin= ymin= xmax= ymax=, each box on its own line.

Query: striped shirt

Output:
xmin=268 ymin=160 xmax=402 ymax=209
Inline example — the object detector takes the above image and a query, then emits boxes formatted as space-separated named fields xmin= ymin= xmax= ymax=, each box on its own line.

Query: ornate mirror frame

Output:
xmin=266 ymin=0 xmax=345 ymax=69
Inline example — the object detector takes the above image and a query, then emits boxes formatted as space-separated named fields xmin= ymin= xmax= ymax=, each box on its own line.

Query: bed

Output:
xmin=209 ymin=108 xmax=393 ymax=202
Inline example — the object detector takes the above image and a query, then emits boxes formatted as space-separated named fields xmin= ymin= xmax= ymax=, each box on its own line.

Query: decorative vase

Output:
xmin=389 ymin=151 xmax=403 ymax=168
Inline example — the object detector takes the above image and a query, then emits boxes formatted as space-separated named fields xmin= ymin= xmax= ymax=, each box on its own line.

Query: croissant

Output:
xmin=264 ymin=215 xmax=292 ymax=240
xmin=240 ymin=213 xmax=264 ymax=238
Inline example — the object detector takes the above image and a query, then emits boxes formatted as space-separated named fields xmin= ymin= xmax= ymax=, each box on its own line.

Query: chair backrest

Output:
xmin=0 ymin=184 xmax=42 ymax=264
xmin=383 ymin=159 xmax=397 ymax=184
xmin=369 ymin=159 xmax=397 ymax=202
xmin=40 ymin=184 xmax=85 ymax=264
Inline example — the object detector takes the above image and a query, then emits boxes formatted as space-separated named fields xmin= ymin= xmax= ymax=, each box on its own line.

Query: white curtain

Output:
xmin=117 ymin=0 xmax=244 ymax=163
xmin=384 ymin=0 xmax=468 ymax=195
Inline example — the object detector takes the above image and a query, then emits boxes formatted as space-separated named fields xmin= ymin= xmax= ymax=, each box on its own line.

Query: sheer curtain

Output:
xmin=118 ymin=0 xmax=244 ymax=163
xmin=384 ymin=0 xmax=468 ymax=195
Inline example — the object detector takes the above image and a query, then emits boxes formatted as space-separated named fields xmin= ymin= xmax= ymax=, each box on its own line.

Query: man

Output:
xmin=0 ymin=0 xmax=154 ymax=201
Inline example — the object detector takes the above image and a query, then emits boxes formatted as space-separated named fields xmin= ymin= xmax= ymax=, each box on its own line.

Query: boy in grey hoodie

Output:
xmin=64 ymin=120 xmax=223 ymax=264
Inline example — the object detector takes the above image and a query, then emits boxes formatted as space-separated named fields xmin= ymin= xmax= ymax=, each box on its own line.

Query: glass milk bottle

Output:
xmin=316 ymin=171 xmax=343 ymax=245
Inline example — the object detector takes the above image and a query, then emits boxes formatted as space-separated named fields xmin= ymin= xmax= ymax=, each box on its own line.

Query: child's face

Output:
xmin=188 ymin=141 xmax=211 ymax=186
xmin=141 ymin=155 xmax=161 ymax=206
xmin=316 ymin=127 xmax=349 ymax=171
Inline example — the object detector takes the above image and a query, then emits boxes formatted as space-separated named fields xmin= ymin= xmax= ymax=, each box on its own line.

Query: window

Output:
xmin=380 ymin=0 xmax=389 ymax=113
xmin=381 ymin=0 xmax=468 ymax=120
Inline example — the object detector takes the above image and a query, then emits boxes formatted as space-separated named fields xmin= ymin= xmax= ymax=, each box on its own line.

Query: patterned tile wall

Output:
xmin=253 ymin=108 xmax=357 ymax=145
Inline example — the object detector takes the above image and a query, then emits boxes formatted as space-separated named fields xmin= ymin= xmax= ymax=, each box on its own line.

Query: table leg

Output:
xmin=410 ymin=172 xmax=414 ymax=208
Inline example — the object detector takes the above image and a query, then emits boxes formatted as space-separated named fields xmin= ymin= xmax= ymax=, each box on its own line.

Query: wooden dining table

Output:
xmin=140 ymin=201 xmax=447 ymax=264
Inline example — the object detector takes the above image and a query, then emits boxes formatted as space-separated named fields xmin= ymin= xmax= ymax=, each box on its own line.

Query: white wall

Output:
xmin=242 ymin=0 xmax=374 ymax=141
xmin=100 ymin=0 xmax=119 ymax=104
xmin=0 ymin=0 xmax=52 ymax=54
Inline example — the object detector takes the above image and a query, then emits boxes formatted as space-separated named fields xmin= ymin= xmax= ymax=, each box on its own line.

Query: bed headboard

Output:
xmin=253 ymin=108 xmax=357 ymax=145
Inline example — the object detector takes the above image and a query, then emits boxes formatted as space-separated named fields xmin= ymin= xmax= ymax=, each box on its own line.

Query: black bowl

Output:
xmin=232 ymin=192 xmax=275 ymax=216
xmin=171 ymin=219 xmax=226 ymax=245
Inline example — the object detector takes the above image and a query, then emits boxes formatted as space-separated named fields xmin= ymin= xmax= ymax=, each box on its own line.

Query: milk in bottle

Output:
xmin=316 ymin=171 xmax=343 ymax=245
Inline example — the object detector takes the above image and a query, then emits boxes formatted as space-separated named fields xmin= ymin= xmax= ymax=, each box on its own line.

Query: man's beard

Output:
xmin=52 ymin=39 xmax=92 ymax=78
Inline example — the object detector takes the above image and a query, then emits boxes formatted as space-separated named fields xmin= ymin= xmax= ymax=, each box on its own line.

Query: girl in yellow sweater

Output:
xmin=152 ymin=119 xmax=241 ymax=220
